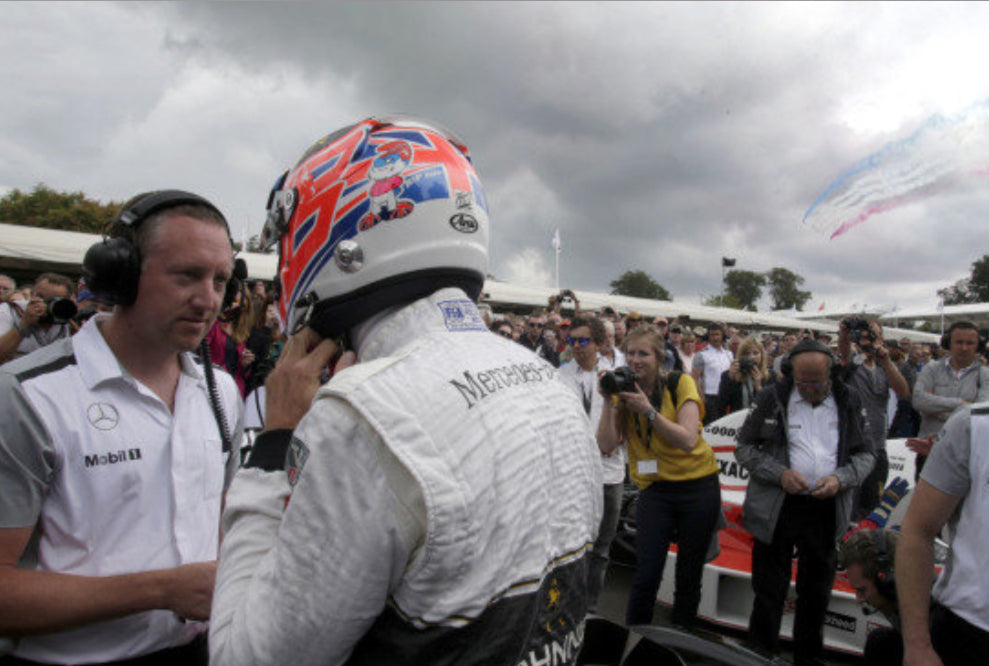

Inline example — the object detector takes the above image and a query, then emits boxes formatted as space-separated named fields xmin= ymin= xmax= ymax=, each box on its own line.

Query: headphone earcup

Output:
xmin=82 ymin=237 xmax=141 ymax=307
xmin=869 ymin=529 xmax=897 ymax=601
xmin=875 ymin=569 xmax=896 ymax=601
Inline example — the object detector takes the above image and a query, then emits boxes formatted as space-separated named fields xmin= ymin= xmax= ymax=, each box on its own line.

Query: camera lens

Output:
xmin=46 ymin=297 xmax=78 ymax=324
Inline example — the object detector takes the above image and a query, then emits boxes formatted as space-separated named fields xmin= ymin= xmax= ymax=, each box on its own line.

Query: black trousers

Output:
xmin=930 ymin=602 xmax=989 ymax=666
xmin=748 ymin=494 xmax=836 ymax=664
xmin=0 ymin=634 xmax=208 ymax=666
xmin=625 ymin=474 xmax=722 ymax=628
xmin=702 ymin=394 xmax=719 ymax=425
xmin=863 ymin=625 xmax=902 ymax=666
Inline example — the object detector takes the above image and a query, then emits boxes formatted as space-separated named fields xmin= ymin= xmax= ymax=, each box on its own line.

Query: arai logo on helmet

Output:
xmin=449 ymin=213 xmax=479 ymax=234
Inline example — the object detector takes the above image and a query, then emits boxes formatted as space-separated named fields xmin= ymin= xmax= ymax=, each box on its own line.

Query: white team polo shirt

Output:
xmin=786 ymin=389 xmax=839 ymax=489
xmin=559 ymin=359 xmax=625 ymax=485
xmin=696 ymin=345 xmax=733 ymax=396
xmin=10 ymin=316 xmax=240 ymax=664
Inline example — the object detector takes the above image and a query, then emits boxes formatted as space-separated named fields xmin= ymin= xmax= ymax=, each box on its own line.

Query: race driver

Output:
xmin=209 ymin=116 xmax=603 ymax=666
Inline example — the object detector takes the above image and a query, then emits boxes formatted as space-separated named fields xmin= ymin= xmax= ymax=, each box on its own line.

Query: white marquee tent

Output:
xmin=0 ymin=223 xmax=937 ymax=342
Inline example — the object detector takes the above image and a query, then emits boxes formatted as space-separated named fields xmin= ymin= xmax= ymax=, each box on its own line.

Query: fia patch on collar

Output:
xmin=437 ymin=299 xmax=487 ymax=332
xmin=286 ymin=438 xmax=309 ymax=487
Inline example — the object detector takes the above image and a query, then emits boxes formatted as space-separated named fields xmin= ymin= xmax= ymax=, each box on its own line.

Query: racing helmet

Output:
xmin=261 ymin=116 xmax=490 ymax=338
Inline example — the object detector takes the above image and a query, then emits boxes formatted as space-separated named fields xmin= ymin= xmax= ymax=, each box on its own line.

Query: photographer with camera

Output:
xmin=597 ymin=324 xmax=721 ymax=629
xmin=714 ymin=336 xmax=771 ymax=420
xmin=549 ymin=288 xmax=581 ymax=316
xmin=0 ymin=273 xmax=76 ymax=365
xmin=838 ymin=318 xmax=909 ymax=519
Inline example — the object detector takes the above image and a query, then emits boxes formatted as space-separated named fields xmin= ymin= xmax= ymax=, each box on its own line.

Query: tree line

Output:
xmin=7 ymin=185 xmax=988 ymax=306
xmin=609 ymin=266 xmax=811 ymax=312
xmin=0 ymin=183 xmax=271 ymax=252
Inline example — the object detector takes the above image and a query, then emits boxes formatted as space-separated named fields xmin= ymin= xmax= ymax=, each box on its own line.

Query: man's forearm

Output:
xmin=0 ymin=567 xmax=179 ymax=635
xmin=896 ymin=526 xmax=937 ymax=654
xmin=690 ymin=367 xmax=704 ymax=394
xmin=913 ymin=389 xmax=962 ymax=416
xmin=0 ymin=327 xmax=24 ymax=363
xmin=596 ymin=398 xmax=622 ymax=455
xmin=884 ymin=358 xmax=910 ymax=398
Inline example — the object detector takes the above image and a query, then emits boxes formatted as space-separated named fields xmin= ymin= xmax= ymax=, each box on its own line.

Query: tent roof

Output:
xmin=0 ymin=223 xmax=938 ymax=342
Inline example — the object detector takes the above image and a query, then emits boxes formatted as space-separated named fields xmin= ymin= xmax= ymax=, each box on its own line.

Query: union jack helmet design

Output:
xmin=262 ymin=116 xmax=490 ymax=337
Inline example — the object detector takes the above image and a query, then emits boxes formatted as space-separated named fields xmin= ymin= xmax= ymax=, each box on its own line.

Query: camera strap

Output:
xmin=630 ymin=371 xmax=682 ymax=447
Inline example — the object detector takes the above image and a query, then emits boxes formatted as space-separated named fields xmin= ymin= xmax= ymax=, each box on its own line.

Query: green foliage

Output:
xmin=938 ymin=278 xmax=974 ymax=305
xmin=938 ymin=255 xmax=989 ymax=305
xmin=766 ymin=266 xmax=812 ymax=311
xmin=703 ymin=293 xmax=743 ymax=309
xmin=0 ymin=183 xmax=123 ymax=233
xmin=721 ymin=269 xmax=766 ymax=311
xmin=609 ymin=269 xmax=672 ymax=301
xmin=245 ymin=234 xmax=275 ymax=254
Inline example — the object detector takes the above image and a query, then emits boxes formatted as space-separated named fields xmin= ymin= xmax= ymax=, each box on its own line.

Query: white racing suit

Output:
xmin=210 ymin=288 xmax=603 ymax=666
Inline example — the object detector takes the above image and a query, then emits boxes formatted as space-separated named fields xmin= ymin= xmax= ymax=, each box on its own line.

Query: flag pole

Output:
xmin=552 ymin=229 xmax=561 ymax=291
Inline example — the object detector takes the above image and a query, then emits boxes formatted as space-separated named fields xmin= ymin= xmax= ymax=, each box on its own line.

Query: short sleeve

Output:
xmin=921 ymin=408 xmax=972 ymax=498
xmin=0 ymin=371 xmax=56 ymax=527
xmin=675 ymin=372 xmax=703 ymax=410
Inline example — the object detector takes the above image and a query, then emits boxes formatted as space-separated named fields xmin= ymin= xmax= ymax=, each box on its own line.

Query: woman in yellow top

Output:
xmin=597 ymin=324 xmax=722 ymax=627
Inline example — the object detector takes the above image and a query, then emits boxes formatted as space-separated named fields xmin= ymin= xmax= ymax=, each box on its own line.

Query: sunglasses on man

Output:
xmin=567 ymin=336 xmax=592 ymax=347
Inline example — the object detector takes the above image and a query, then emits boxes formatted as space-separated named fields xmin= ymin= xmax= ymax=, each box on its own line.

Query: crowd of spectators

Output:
xmin=4 ymin=270 xmax=987 ymax=664
xmin=1 ymin=272 xmax=286 ymax=393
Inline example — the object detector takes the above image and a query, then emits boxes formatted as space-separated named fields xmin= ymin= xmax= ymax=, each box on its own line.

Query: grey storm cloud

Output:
xmin=4 ymin=1 xmax=989 ymax=312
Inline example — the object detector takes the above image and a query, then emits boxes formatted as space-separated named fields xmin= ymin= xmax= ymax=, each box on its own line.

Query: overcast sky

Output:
xmin=4 ymin=1 xmax=989 ymax=313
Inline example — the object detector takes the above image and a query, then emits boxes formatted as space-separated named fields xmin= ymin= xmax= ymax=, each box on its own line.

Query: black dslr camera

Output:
xmin=600 ymin=366 xmax=638 ymax=396
xmin=40 ymin=297 xmax=78 ymax=325
xmin=845 ymin=317 xmax=877 ymax=345
xmin=739 ymin=357 xmax=756 ymax=375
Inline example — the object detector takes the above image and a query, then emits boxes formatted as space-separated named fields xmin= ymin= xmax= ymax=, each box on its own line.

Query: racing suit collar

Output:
xmin=352 ymin=287 xmax=474 ymax=363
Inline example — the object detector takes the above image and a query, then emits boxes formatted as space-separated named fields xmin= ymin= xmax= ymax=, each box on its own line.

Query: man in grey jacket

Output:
xmin=911 ymin=321 xmax=989 ymax=472
xmin=734 ymin=339 xmax=873 ymax=666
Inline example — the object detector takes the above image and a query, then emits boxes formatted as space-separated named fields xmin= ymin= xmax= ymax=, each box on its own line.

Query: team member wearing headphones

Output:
xmin=837 ymin=529 xmax=901 ymax=666
xmin=912 ymin=322 xmax=989 ymax=467
xmin=735 ymin=339 xmax=874 ymax=666
xmin=0 ymin=191 xmax=243 ymax=665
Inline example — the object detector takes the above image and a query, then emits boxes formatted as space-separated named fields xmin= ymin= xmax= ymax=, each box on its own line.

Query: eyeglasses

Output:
xmin=567 ymin=336 xmax=592 ymax=347
xmin=496 ymin=329 xmax=513 ymax=338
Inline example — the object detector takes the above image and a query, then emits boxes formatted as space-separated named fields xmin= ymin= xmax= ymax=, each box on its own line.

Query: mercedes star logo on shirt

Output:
xmin=87 ymin=403 xmax=120 ymax=431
